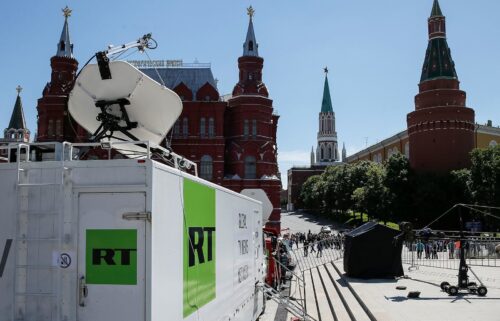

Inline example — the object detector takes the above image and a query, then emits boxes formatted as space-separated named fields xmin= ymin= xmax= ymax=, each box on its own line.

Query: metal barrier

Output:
xmin=288 ymin=235 xmax=345 ymax=272
xmin=403 ymin=236 xmax=500 ymax=270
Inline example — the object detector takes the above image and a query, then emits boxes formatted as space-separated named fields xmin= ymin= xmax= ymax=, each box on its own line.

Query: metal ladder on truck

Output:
xmin=12 ymin=143 xmax=68 ymax=321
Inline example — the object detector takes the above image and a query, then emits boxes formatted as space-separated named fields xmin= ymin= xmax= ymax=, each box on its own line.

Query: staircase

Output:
xmin=12 ymin=144 xmax=66 ymax=321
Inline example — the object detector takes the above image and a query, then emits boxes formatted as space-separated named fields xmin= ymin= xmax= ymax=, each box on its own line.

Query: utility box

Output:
xmin=0 ymin=145 xmax=265 ymax=321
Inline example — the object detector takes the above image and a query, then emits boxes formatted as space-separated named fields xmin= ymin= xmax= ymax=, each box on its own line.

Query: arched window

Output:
xmin=327 ymin=146 xmax=331 ymax=159
xmin=48 ymin=119 xmax=54 ymax=137
xmin=200 ymin=117 xmax=206 ymax=137
xmin=208 ymin=118 xmax=215 ymax=137
xmin=252 ymin=120 xmax=257 ymax=137
xmin=173 ymin=119 xmax=180 ymax=136
xmin=490 ymin=140 xmax=498 ymax=148
xmin=244 ymin=156 xmax=256 ymax=179
xmin=320 ymin=146 xmax=324 ymax=160
xmin=200 ymin=155 xmax=213 ymax=180
xmin=249 ymin=41 xmax=254 ymax=51
xmin=243 ymin=120 xmax=249 ymax=137
xmin=56 ymin=119 xmax=62 ymax=137
xmin=182 ymin=117 xmax=188 ymax=137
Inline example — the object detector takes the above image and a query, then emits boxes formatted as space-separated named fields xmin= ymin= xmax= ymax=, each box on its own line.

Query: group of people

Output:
xmin=284 ymin=230 xmax=344 ymax=258
xmin=413 ymin=238 xmax=496 ymax=259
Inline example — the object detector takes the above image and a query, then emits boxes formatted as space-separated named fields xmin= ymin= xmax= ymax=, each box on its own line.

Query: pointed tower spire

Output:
xmin=4 ymin=85 xmax=30 ymax=142
xmin=342 ymin=143 xmax=347 ymax=162
xmin=310 ymin=146 xmax=315 ymax=166
xmin=430 ymin=0 xmax=443 ymax=17
xmin=8 ymin=86 xmax=27 ymax=130
xmin=420 ymin=0 xmax=457 ymax=82
xmin=243 ymin=6 xmax=259 ymax=57
xmin=56 ymin=6 xmax=73 ymax=58
xmin=321 ymin=67 xmax=333 ymax=113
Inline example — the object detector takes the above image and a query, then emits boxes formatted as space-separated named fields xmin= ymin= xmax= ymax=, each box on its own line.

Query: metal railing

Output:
xmin=261 ymin=255 xmax=316 ymax=321
xmin=402 ymin=236 xmax=500 ymax=270
xmin=0 ymin=141 xmax=198 ymax=176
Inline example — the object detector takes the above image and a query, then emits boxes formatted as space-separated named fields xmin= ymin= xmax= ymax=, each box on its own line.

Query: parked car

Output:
xmin=320 ymin=226 xmax=332 ymax=234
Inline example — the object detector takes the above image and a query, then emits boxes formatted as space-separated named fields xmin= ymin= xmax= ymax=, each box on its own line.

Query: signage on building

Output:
xmin=127 ymin=59 xmax=183 ymax=68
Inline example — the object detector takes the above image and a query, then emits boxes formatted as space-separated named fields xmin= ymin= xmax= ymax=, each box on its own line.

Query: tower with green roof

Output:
xmin=407 ymin=0 xmax=475 ymax=172
xmin=2 ymin=86 xmax=30 ymax=143
xmin=315 ymin=68 xmax=339 ymax=165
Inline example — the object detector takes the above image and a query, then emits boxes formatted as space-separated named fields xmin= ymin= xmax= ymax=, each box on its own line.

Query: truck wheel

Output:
xmin=440 ymin=281 xmax=449 ymax=290
xmin=448 ymin=286 xmax=459 ymax=296
xmin=477 ymin=286 xmax=487 ymax=297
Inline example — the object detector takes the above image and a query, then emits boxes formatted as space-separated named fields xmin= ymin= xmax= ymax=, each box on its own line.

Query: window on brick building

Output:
xmin=200 ymin=155 xmax=213 ymax=180
xmin=173 ymin=119 xmax=180 ymax=136
xmin=182 ymin=117 xmax=188 ymax=137
xmin=200 ymin=118 xmax=206 ymax=138
xmin=252 ymin=120 xmax=257 ymax=137
xmin=56 ymin=120 xmax=62 ymax=137
xmin=244 ymin=156 xmax=256 ymax=179
xmin=208 ymin=118 xmax=215 ymax=137
xmin=48 ymin=119 xmax=54 ymax=137
xmin=244 ymin=120 xmax=249 ymax=137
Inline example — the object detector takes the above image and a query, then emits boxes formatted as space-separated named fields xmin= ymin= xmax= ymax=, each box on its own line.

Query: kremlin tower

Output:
xmin=36 ymin=7 xmax=87 ymax=142
xmin=224 ymin=6 xmax=281 ymax=231
xmin=407 ymin=0 xmax=475 ymax=172
xmin=3 ymin=86 xmax=30 ymax=143
xmin=315 ymin=68 xmax=339 ymax=165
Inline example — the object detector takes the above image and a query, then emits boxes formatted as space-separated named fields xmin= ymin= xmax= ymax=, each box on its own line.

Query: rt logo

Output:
xmin=92 ymin=248 xmax=137 ymax=265
xmin=188 ymin=227 xmax=215 ymax=267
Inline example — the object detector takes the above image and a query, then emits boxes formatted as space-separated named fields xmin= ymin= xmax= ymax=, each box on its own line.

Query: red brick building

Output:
xmin=34 ymin=7 xmax=282 ymax=231
xmin=146 ymin=9 xmax=282 ymax=230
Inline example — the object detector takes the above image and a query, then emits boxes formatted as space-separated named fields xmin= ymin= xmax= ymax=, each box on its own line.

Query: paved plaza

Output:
xmin=261 ymin=211 xmax=500 ymax=321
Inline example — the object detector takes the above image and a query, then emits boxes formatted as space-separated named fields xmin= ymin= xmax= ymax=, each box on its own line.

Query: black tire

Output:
xmin=477 ymin=286 xmax=487 ymax=297
xmin=448 ymin=286 xmax=459 ymax=296
xmin=440 ymin=281 xmax=450 ymax=290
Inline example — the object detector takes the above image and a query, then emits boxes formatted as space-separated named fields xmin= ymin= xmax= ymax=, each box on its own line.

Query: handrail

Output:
xmin=1 ymin=141 xmax=198 ymax=177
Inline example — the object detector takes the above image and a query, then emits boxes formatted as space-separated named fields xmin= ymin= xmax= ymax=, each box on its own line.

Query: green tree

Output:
xmin=384 ymin=153 xmax=413 ymax=222
xmin=352 ymin=163 xmax=390 ymax=222
xmin=468 ymin=146 xmax=500 ymax=206
xmin=299 ymin=175 xmax=323 ymax=210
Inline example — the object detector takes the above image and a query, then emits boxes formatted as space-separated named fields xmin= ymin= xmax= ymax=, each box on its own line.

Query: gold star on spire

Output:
xmin=62 ymin=6 xmax=72 ymax=18
xmin=16 ymin=85 xmax=22 ymax=95
xmin=324 ymin=67 xmax=329 ymax=74
xmin=247 ymin=6 xmax=255 ymax=19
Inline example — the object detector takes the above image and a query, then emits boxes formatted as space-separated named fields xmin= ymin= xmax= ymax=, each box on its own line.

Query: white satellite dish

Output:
xmin=241 ymin=189 xmax=274 ymax=224
xmin=68 ymin=61 xmax=182 ymax=147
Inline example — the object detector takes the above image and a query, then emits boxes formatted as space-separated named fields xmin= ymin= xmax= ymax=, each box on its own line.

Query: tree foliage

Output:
xmin=297 ymin=146 xmax=499 ymax=229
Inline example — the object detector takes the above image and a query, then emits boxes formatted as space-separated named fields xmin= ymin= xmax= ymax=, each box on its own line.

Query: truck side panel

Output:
xmin=0 ymin=167 xmax=17 ymax=320
xmin=150 ymin=164 xmax=264 ymax=321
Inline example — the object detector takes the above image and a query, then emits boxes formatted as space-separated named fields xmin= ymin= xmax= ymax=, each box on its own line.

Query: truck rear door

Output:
xmin=77 ymin=192 xmax=146 ymax=321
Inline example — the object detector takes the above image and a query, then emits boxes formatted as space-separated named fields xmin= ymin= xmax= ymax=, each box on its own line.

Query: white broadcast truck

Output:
xmin=0 ymin=34 xmax=267 ymax=321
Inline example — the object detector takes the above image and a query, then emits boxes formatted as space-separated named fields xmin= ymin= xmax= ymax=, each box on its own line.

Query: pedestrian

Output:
xmin=416 ymin=240 xmax=424 ymax=259
xmin=303 ymin=240 xmax=309 ymax=257
xmin=317 ymin=241 xmax=323 ymax=258
xmin=447 ymin=240 xmax=454 ymax=259
xmin=432 ymin=242 xmax=438 ymax=259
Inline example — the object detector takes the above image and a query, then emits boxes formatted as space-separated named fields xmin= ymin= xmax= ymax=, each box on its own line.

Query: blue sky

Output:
xmin=0 ymin=0 xmax=499 ymax=188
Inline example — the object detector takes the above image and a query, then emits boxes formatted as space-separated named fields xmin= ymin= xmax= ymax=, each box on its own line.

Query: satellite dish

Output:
xmin=68 ymin=61 xmax=182 ymax=148
xmin=241 ymin=189 xmax=273 ymax=224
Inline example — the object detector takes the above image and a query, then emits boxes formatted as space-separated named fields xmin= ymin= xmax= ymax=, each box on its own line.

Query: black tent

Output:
xmin=343 ymin=222 xmax=404 ymax=278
